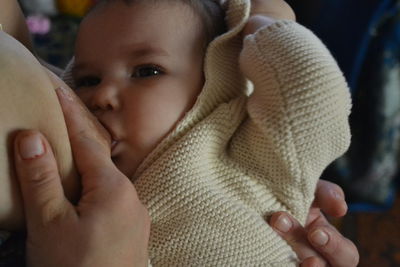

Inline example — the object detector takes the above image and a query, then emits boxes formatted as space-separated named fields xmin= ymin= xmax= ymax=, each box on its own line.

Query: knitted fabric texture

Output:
xmin=62 ymin=0 xmax=351 ymax=265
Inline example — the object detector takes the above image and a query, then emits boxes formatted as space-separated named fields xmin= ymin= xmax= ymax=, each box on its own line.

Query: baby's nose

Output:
xmin=91 ymin=83 xmax=120 ymax=111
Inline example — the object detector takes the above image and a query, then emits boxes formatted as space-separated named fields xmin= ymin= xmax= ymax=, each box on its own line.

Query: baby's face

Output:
xmin=73 ymin=0 xmax=205 ymax=177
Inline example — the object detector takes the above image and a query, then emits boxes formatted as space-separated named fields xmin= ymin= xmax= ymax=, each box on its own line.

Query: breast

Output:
xmin=0 ymin=31 xmax=78 ymax=230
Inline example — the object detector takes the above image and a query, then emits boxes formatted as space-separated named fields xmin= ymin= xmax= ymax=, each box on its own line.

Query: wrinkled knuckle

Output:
xmin=26 ymin=167 xmax=58 ymax=186
xmin=76 ymin=129 xmax=91 ymax=142
xmin=76 ymin=128 xmax=101 ymax=147
xmin=39 ymin=198 xmax=67 ymax=226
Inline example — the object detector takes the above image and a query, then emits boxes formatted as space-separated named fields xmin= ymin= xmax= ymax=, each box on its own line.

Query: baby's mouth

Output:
xmin=98 ymin=120 xmax=119 ymax=153
xmin=111 ymin=139 xmax=119 ymax=153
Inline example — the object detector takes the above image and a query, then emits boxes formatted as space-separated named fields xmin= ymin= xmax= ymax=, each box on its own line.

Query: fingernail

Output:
xmin=332 ymin=189 xmax=348 ymax=213
xmin=274 ymin=214 xmax=292 ymax=233
xmin=19 ymin=133 xmax=45 ymax=160
xmin=331 ymin=189 xmax=344 ymax=200
xmin=310 ymin=229 xmax=329 ymax=246
xmin=57 ymin=86 xmax=74 ymax=101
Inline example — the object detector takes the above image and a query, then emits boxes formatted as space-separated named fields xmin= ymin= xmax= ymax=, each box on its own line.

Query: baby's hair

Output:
xmin=92 ymin=0 xmax=226 ymax=50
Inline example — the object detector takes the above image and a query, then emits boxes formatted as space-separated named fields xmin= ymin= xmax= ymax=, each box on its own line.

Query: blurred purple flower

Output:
xmin=26 ymin=15 xmax=51 ymax=35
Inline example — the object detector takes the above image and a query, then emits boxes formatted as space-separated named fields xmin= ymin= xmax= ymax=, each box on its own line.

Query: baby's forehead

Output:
xmin=77 ymin=1 xmax=207 ymax=51
xmin=82 ymin=0 xmax=203 ymax=34
xmin=84 ymin=0 xmax=226 ymax=48
xmin=89 ymin=0 xmax=197 ymax=17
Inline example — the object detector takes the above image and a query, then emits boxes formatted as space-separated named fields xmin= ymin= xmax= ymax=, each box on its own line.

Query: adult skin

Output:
xmin=0 ymin=30 xmax=79 ymax=230
xmin=270 ymin=180 xmax=359 ymax=267
xmin=14 ymin=86 xmax=150 ymax=267
xmin=0 ymin=0 xmax=33 ymax=51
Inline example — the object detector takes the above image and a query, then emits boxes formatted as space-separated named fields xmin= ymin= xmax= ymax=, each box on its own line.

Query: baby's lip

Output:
xmin=109 ymin=134 xmax=121 ymax=155
xmin=111 ymin=139 xmax=118 ymax=151
xmin=111 ymin=139 xmax=122 ymax=158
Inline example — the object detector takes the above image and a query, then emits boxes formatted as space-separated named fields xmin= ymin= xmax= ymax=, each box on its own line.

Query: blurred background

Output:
xmin=286 ymin=1 xmax=400 ymax=266
xmin=1 ymin=0 xmax=400 ymax=266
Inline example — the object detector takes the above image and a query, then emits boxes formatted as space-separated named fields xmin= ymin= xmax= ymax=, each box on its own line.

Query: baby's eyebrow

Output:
xmin=126 ymin=45 xmax=170 ymax=59
xmin=71 ymin=63 xmax=91 ymax=76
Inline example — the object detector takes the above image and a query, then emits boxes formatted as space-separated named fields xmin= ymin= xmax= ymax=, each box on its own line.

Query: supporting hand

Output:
xmin=13 ymin=86 xmax=150 ymax=267
xmin=269 ymin=180 xmax=359 ymax=267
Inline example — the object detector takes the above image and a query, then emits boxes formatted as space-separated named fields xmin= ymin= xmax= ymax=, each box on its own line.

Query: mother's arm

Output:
xmin=0 ymin=0 xmax=33 ymax=51
xmin=0 ymin=0 xmax=64 ymax=75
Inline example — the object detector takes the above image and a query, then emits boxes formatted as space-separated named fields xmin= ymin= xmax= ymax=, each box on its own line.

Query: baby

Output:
xmin=61 ymin=0 xmax=351 ymax=265
xmin=0 ymin=0 xmax=351 ymax=265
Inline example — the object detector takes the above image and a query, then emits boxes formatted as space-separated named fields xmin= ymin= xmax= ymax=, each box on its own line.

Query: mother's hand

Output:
xmin=269 ymin=180 xmax=359 ymax=267
xmin=13 ymin=86 xmax=150 ymax=267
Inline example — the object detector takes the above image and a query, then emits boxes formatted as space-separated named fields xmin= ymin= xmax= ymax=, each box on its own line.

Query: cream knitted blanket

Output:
xmin=63 ymin=0 xmax=351 ymax=265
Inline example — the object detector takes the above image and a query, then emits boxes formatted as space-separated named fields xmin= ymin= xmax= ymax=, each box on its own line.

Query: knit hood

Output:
xmin=62 ymin=0 xmax=251 ymax=179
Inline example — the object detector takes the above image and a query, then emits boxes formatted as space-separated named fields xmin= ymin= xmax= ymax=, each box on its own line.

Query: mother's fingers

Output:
xmin=306 ymin=223 xmax=359 ymax=267
xmin=313 ymin=180 xmax=347 ymax=218
xmin=55 ymin=86 xmax=113 ymax=176
xmin=55 ymin=87 xmax=133 ymax=209
xmin=269 ymin=212 xmax=327 ymax=265
xmin=13 ymin=131 xmax=75 ymax=229
xmin=270 ymin=209 xmax=359 ymax=267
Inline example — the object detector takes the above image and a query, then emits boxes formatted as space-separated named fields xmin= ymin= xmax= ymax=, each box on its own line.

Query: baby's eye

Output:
xmin=75 ymin=76 xmax=101 ymax=88
xmin=132 ymin=65 xmax=164 ymax=78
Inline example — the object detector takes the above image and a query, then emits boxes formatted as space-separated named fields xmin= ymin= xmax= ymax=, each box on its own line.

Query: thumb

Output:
xmin=14 ymin=130 xmax=75 ymax=229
